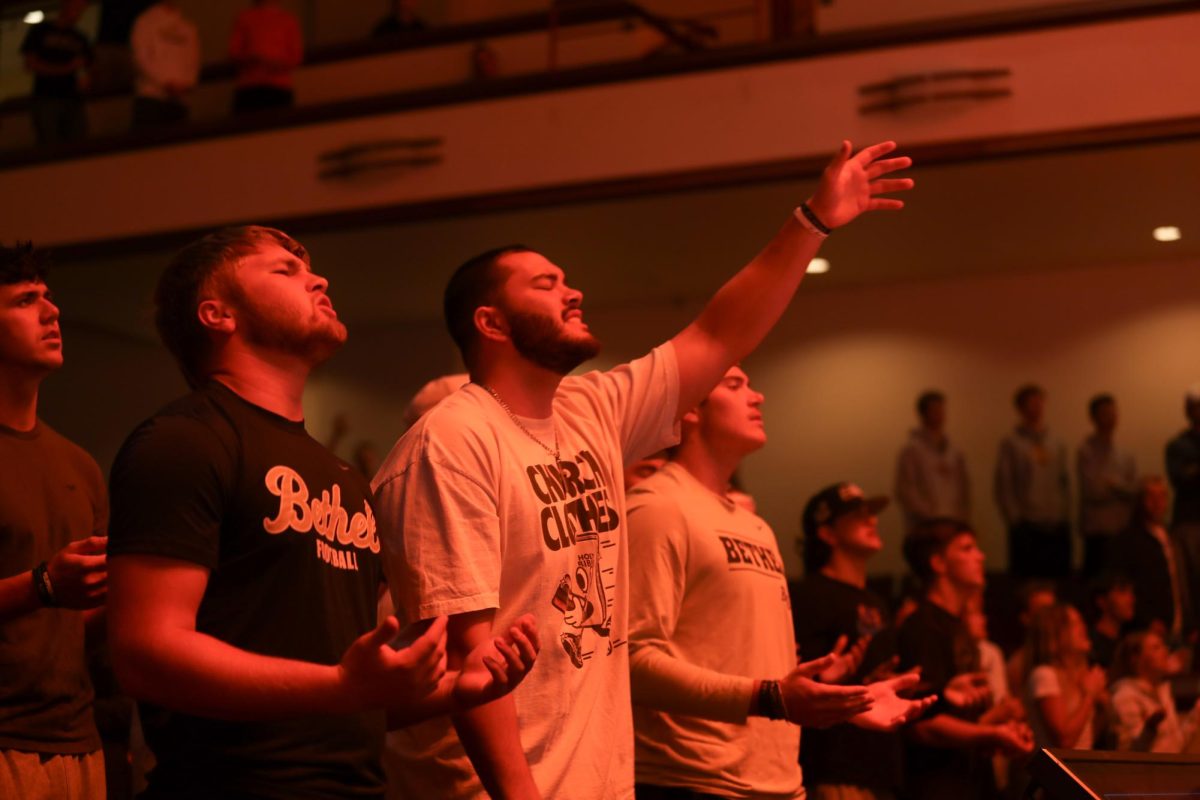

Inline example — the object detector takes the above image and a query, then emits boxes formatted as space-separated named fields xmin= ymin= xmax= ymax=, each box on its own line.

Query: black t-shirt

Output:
xmin=0 ymin=421 xmax=104 ymax=754
xmin=20 ymin=22 xmax=93 ymax=98
xmin=790 ymin=573 xmax=902 ymax=792
xmin=108 ymin=382 xmax=385 ymax=799
xmin=1089 ymin=625 xmax=1119 ymax=670
xmin=897 ymin=600 xmax=995 ymax=800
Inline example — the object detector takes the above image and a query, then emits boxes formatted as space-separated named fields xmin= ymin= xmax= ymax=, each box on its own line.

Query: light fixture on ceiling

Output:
xmin=1153 ymin=226 xmax=1181 ymax=242
xmin=806 ymin=258 xmax=830 ymax=274
xmin=23 ymin=10 xmax=45 ymax=24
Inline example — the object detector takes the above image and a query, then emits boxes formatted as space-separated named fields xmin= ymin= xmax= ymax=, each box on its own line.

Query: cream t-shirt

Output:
xmin=626 ymin=462 xmax=803 ymax=799
xmin=373 ymin=345 xmax=680 ymax=800
xmin=1028 ymin=665 xmax=1094 ymax=749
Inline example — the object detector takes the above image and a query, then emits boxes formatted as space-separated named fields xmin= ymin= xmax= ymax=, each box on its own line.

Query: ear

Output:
xmin=197 ymin=297 xmax=236 ymax=335
xmin=680 ymin=407 xmax=701 ymax=427
xmin=816 ymin=523 xmax=838 ymax=547
xmin=474 ymin=305 xmax=508 ymax=344
xmin=929 ymin=551 xmax=947 ymax=578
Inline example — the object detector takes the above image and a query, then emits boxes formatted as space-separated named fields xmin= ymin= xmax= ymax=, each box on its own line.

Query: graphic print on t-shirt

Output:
xmin=525 ymin=448 xmax=623 ymax=669
xmin=263 ymin=464 xmax=380 ymax=571
xmin=856 ymin=603 xmax=885 ymax=641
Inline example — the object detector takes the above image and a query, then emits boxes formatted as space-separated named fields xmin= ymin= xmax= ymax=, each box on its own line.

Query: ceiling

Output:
xmin=51 ymin=133 xmax=1200 ymax=342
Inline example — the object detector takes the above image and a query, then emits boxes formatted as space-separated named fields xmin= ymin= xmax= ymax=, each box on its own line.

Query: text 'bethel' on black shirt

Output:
xmin=20 ymin=22 xmax=93 ymax=97
xmin=108 ymin=381 xmax=385 ymax=799
xmin=790 ymin=573 xmax=902 ymax=793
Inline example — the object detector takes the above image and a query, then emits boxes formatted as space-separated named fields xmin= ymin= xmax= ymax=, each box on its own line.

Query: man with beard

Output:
xmin=106 ymin=226 xmax=539 ymax=799
xmin=373 ymin=140 xmax=913 ymax=800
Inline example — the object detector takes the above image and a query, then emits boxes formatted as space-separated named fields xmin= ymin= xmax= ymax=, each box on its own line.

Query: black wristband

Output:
xmin=32 ymin=562 xmax=57 ymax=607
xmin=758 ymin=679 xmax=788 ymax=721
xmin=799 ymin=201 xmax=833 ymax=236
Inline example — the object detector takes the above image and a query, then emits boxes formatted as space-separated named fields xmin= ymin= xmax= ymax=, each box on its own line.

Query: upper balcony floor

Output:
xmin=1 ymin=0 xmax=1197 ymax=250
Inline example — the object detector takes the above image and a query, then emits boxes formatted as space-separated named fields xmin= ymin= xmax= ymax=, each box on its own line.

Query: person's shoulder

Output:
xmin=561 ymin=345 xmax=673 ymax=394
xmin=1027 ymin=663 xmax=1059 ymax=689
xmin=375 ymin=387 xmax=495 ymax=481
xmin=1167 ymin=429 xmax=1197 ymax=448
xmin=35 ymin=420 xmax=103 ymax=481
xmin=118 ymin=388 xmax=240 ymax=461
xmin=899 ymin=600 xmax=941 ymax=635
xmin=414 ymin=386 xmax=494 ymax=444
xmin=1109 ymin=677 xmax=1139 ymax=699
xmin=626 ymin=464 xmax=689 ymax=515
xmin=791 ymin=572 xmax=841 ymax=602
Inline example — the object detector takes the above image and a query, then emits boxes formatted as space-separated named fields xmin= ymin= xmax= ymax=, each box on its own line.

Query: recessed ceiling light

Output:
xmin=807 ymin=258 xmax=830 ymax=274
xmin=1153 ymin=226 xmax=1181 ymax=242
xmin=23 ymin=10 xmax=45 ymax=24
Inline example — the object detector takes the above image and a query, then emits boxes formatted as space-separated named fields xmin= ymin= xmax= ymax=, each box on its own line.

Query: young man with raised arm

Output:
xmin=0 ymin=243 xmax=107 ymax=798
xmin=373 ymin=141 xmax=913 ymax=800
xmin=627 ymin=368 xmax=931 ymax=800
xmin=106 ymin=226 xmax=538 ymax=799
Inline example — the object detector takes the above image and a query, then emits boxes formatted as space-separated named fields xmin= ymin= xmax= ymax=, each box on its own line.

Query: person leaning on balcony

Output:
xmin=20 ymin=0 xmax=93 ymax=145
xmin=130 ymin=1 xmax=200 ymax=129
xmin=229 ymin=0 xmax=303 ymax=115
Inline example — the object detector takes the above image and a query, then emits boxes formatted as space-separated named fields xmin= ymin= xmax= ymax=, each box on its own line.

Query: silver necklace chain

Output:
xmin=478 ymin=383 xmax=561 ymax=466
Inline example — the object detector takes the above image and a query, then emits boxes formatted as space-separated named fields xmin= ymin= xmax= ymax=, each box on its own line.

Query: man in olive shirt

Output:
xmin=0 ymin=243 xmax=108 ymax=799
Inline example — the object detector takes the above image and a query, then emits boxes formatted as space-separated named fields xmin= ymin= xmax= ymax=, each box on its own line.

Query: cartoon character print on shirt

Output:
xmin=552 ymin=532 xmax=612 ymax=668
xmin=262 ymin=465 xmax=379 ymax=571
xmin=856 ymin=603 xmax=885 ymax=641
xmin=525 ymin=448 xmax=623 ymax=669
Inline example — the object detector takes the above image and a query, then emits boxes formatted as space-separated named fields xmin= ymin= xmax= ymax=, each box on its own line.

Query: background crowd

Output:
xmin=18 ymin=0 xmax=505 ymax=146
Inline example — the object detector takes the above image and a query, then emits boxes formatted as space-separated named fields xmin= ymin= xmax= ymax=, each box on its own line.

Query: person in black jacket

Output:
xmin=1109 ymin=475 xmax=1195 ymax=648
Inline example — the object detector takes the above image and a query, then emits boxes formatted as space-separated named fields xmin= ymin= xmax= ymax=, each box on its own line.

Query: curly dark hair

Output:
xmin=0 ymin=242 xmax=49 ymax=286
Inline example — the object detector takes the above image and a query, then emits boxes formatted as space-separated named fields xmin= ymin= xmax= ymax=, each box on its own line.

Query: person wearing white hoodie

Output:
xmin=130 ymin=1 xmax=199 ymax=128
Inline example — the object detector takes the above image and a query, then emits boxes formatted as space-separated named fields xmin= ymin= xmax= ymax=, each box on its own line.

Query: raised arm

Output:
xmin=108 ymin=554 xmax=448 ymax=720
xmin=669 ymin=140 xmax=912 ymax=415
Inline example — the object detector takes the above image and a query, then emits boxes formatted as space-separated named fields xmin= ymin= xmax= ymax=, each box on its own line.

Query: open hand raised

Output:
xmin=806 ymin=141 xmax=914 ymax=230
xmin=779 ymin=651 xmax=874 ymax=728
xmin=851 ymin=671 xmax=937 ymax=731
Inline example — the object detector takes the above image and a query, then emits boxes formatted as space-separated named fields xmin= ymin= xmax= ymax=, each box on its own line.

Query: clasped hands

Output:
xmin=338 ymin=613 xmax=541 ymax=713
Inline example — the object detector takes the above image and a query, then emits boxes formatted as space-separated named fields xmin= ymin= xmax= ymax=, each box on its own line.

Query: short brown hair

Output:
xmin=155 ymin=226 xmax=307 ymax=387
xmin=442 ymin=245 xmax=529 ymax=366
xmin=1109 ymin=629 xmax=1160 ymax=683
xmin=903 ymin=517 xmax=974 ymax=585
xmin=1014 ymin=383 xmax=1044 ymax=411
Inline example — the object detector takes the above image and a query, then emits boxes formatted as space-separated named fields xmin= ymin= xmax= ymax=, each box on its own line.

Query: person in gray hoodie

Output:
xmin=895 ymin=390 xmax=970 ymax=534
xmin=995 ymin=384 xmax=1071 ymax=578
xmin=1076 ymin=393 xmax=1137 ymax=578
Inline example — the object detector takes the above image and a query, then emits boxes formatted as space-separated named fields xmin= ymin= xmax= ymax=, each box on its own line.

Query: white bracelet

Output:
xmin=793 ymin=204 xmax=830 ymax=239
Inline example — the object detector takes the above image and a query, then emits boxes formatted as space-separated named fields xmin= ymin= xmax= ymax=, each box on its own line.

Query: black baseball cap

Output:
xmin=802 ymin=482 xmax=889 ymax=541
